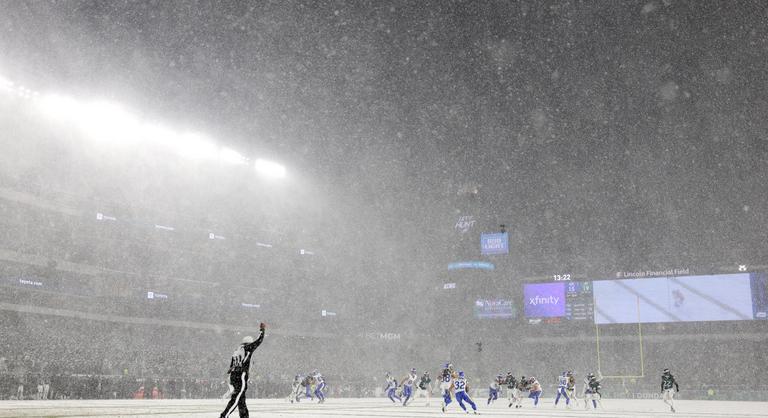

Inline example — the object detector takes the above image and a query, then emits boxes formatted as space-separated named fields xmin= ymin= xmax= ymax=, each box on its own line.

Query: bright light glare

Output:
xmin=254 ymin=159 xmax=286 ymax=179
xmin=81 ymin=101 xmax=139 ymax=144
xmin=38 ymin=96 xmax=140 ymax=144
xmin=139 ymin=123 xmax=178 ymax=145
xmin=37 ymin=94 xmax=83 ymax=121
xmin=0 ymin=75 xmax=13 ymax=92
xmin=219 ymin=147 xmax=248 ymax=165
xmin=33 ymin=91 xmax=275 ymax=175
xmin=174 ymin=133 xmax=219 ymax=160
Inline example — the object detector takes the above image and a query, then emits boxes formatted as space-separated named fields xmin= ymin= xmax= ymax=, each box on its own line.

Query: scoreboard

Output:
xmin=564 ymin=281 xmax=594 ymax=321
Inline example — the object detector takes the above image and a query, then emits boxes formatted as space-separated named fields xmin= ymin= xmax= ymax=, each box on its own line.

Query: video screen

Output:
xmin=524 ymin=272 xmax=768 ymax=325
xmin=751 ymin=273 xmax=768 ymax=320
xmin=523 ymin=281 xmax=594 ymax=324
xmin=593 ymin=273 xmax=763 ymax=324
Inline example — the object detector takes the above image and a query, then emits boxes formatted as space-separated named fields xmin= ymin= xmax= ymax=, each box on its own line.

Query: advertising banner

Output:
xmin=474 ymin=299 xmax=515 ymax=319
xmin=480 ymin=232 xmax=509 ymax=255
xmin=455 ymin=215 xmax=476 ymax=233
xmin=524 ymin=282 xmax=566 ymax=318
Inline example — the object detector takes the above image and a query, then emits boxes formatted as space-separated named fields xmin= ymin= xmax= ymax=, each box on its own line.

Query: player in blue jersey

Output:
xmin=400 ymin=368 xmax=418 ymax=406
xmin=385 ymin=372 xmax=401 ymax=403
xmin=312 ymin=370 xmax=326 ymax=403
xmin=528 ymin=377 xmax=542 ymax=407
xmin=451 ymin=371 xmax=478 ymax=414
xmin=487 ymin=374 xmax=503 ymax=405
xmin=554 ymin=371 xmax=571 ymax=407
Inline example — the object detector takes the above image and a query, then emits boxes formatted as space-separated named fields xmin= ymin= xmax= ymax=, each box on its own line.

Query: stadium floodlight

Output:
xmin=254 ymin=158 xmax=286 ymax=179
xmin=174 ymin=132 xmax=219 ymax=160
xmin=80 ymin=100 xmax=140 ymax=144
xmin=0 ymin=74 xmax=13 ymax=93
xmin=139 ymin=123 xmax=178 ymax=145
xmin=32 ymin=91 xmax=288 ymax=176
xmin=37 ymin=94 xmax=79 ymax=120
xmin=219 ymin=147 xmax=248 ymax=165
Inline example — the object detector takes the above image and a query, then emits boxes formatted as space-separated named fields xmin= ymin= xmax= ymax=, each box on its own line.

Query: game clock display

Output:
xmin=564 ymin=281 xmax=594 ymax=321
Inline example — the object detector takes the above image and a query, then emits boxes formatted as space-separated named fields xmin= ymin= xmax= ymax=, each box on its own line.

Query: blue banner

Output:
xmin=480 ymin=232 xmax=509 ymax=255
xmin=448 ymin=261 xmax=495 ymax=271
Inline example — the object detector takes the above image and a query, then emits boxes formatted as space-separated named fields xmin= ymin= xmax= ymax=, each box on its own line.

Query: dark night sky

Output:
xmin=2 ymin=0 xmax=768 ymax=279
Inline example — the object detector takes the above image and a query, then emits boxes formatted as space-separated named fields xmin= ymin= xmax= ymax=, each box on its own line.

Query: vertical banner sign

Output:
xmin=480 ymin=232 xmax=509 ymax=255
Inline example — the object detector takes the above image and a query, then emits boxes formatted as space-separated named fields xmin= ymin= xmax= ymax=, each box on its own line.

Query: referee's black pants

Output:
xmin=221 ymin=371 xmax=249 ymax=418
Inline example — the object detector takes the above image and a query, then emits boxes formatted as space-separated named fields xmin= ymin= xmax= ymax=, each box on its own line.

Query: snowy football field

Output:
xmin=0 ymin=398 xmax=766 ymax=418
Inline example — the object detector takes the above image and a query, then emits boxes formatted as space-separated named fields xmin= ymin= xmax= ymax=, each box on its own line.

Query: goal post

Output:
xmin=594 ymin=295 xmax=645 ymax=379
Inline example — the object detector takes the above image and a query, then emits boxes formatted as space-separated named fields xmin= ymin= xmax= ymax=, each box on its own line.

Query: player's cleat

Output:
xmin=671 ymin=406 xmax=676 ymax=413
xmin=442 ymin=405 xmax=446 ymax=413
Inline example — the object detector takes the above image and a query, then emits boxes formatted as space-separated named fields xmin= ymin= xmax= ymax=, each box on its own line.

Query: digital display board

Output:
xmin=564 ymin=281 xmax=594 ymax=321
xmin=474 ymin=299 xmax=515 ymax=319
xmin=523 ymin=272 xmax=768 ymax=325
xmin=524 ymin=281 xmax=594 ymax=323
xmin=593 ymin=274 xmax=754 ymax=324
xmin=751 ymin=273 xmax=768 ymax=319
xmin=524 ymin=282 xmax=565 ymax=318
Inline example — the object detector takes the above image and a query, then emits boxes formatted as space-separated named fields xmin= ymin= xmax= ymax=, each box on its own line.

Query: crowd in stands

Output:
xmin=3 ymin=307 xmax=767 ymax=402
xmin=0 ymin=310 xmax=385 ymax=400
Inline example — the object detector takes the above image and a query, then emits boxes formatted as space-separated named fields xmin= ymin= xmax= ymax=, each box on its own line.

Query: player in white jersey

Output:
xmin=554 ymin=371 xmax=571 ymax=408
xmin=565 ymin=371 xmax=579 ymax=407
xmin=385 ymin=372 xmax=401 ymax=403
xmin=487 ymin=374 xmax=503 ymax=405
xmin=527 ymin=377 xmax=542 ymax=407
xmin=415 ymin=371 xmax=432 ymax=406
xmin=312 ymin=370 xmax=326 ymax=403
xmin=449 ymin=371 xmax=478 ymax=414
xmin=288 ymin=374 xmax=303 ymax=403
xmin=400 ymin=368 xmax=418 ymax=406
